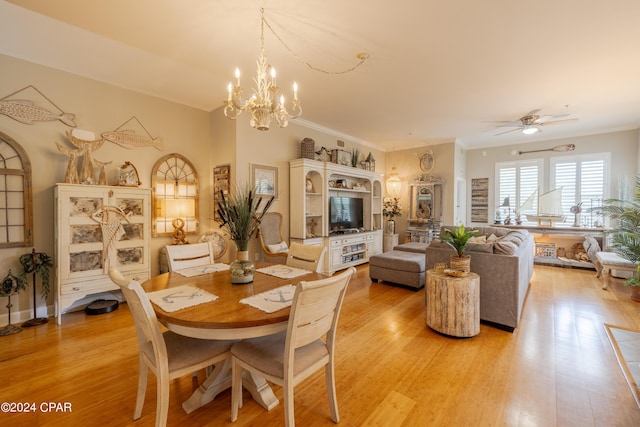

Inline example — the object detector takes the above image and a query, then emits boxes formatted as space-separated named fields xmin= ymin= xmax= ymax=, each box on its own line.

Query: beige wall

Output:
xmin=465 ymin=129 xmax=639 ymax=224
xmin=383 ymin=142 xmax=457 ymax=239
xmin=0 ymin=54 xmax=386 ymax=321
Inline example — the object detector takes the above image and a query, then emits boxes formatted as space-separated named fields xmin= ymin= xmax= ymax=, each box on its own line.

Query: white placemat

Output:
xmin=256 ymin=264 xmax=312 ymax=279
xmin=240 ymin=284 xmax=297 ymax=313
xmin=175 ymin=263 xmax=230 ymax=277
xmin=147 ymin=285 xmax=218 ymax=312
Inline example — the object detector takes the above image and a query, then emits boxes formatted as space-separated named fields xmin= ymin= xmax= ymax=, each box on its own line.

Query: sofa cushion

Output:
xmin=478 ymin=226 xmax=510 ymax=237
xmin=394 ymin=242 xmax=429 ymax=253
xmin=466 ymin=242 xmax=494 ymax=253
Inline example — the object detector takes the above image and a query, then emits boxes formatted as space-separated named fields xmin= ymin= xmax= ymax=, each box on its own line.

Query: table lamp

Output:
xmin=161 ymin=198 xmax=195 ymax=245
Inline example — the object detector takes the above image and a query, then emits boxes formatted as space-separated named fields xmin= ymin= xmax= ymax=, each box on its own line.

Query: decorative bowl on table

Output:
xmin=443 ymin=269 xmax=467 ymax=277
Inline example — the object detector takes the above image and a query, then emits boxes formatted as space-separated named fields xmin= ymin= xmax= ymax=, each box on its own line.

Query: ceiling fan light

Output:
xmin=522 ymin=127 xmax=539 ymax=135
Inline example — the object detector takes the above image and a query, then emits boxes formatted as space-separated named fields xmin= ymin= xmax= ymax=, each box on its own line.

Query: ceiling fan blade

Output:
xmin=524 ymin=109 xmax=542 ymax=117
xmin=538 ymin=118 xmax=579 ymax=126
xmin=538 ymin=113 xmax=570 ymax=121
xmin=494 ymin=120 xmax=525 ymax=128
xmin=495 ymin=127 xmax=522 ymax=136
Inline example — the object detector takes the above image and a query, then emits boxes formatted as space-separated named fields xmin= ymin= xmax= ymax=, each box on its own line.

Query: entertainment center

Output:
xmin=290 ymin=159 xmax=383 ymax=275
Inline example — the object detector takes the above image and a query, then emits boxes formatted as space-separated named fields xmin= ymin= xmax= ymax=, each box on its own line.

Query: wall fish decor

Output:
xmin=0 ymin=85 xmax=76 ymax=127
xmin=101 ymin=130 xmax=164 ymax=150
xmin=102 ymin=116 xmax=164 ymax=150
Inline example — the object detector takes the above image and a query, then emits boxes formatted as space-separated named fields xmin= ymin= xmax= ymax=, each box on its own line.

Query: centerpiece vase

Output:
xmin=230 ymin=240 xmax=255 ymax=284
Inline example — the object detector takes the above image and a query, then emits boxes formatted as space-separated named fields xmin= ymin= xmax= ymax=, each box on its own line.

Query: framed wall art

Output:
xmin=213 ymin=164 xmax=230 ymax=222
xmin=471 ymin=177 xmax=489 ymax=223
xmin=251 ymin=163 xmax=278 ymax=198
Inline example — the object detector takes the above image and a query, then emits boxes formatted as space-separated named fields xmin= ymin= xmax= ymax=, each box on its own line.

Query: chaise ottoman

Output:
xmin=369 ymin=250 xmax=426 ymax=289
xmin=595 ymin=251 xmax=638 ymax=290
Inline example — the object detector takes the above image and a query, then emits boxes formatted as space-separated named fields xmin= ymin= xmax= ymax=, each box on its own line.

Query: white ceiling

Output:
xmin=3 ymin=0 xmax=640 ymax=151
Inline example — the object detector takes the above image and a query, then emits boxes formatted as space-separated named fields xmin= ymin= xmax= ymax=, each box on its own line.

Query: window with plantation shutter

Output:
xmin=551 ymin=153 xmax=609 ymax=227
xmin=495 ymin=159 xmax=542 ymax=225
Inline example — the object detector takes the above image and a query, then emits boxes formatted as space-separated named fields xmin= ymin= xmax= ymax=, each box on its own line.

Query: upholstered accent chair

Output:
xmin=258 ymin=212 xmax=288 ymax=263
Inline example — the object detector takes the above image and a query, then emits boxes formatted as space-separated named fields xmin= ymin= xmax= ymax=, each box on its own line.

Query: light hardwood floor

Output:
xmin=2 ymin=264 xmax=640 ymax=426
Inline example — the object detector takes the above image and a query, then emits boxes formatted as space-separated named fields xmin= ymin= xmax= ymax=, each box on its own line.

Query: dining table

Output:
xmin=141 ymin=262 xmax=325 ymax=414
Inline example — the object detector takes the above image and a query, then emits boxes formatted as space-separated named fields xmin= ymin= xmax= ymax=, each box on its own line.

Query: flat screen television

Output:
xmin=329 ymin=197 xmax=364 ymax=232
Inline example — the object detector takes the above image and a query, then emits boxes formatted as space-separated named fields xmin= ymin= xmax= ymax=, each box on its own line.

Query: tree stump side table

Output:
xmin=426 ymin=269 xmax=480 ymax=337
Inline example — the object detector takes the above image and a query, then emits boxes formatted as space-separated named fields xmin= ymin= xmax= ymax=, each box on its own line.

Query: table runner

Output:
xmin=147 ymin=284 xmax=218 ymax=312
xmin=256 ymin=264 xmax=312 ymax=279
xmin=240 ymin=284 xmax=296 ymax=313
xmin=175 ymin=263 xmax=230 ymax=277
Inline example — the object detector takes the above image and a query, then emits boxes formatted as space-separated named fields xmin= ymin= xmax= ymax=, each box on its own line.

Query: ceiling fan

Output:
xmin=493 ymin=109 xmax=578 ymax=136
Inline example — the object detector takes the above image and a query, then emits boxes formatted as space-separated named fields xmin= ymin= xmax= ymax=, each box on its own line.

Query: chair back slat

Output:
xmin=165 ymin=241 xmax=215 ymax=271
xmin=286 ymin=242 xmax=327 ymax=272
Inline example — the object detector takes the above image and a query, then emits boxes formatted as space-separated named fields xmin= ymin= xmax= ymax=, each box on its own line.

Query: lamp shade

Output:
xmin=386 ymin=167 xmax=402 ymax=197
xmin=160 ymin=198 xmax=195 ymax=219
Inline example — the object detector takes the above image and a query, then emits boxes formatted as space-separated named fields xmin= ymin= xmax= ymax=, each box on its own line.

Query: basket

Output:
xmin=449 ymin=255 xmax=471 ymax=273
xmin=301 ymin=138 xmax=315 ymax=159
xmin=434 ymin=262 xmax=448 ymax=273
xmin=535 ymin=242 xmax=557 ymax=258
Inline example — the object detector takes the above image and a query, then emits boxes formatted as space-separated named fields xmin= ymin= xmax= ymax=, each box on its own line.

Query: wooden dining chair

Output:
xmin=285 ymin=242 xmax=327 ymax=273
xmin=165 ymin=240 xmax=215 ymax=271
xmin=108 ymin=267 xmax=234 ymax=427
xmin=230 ymin=267 xmax=356 ymax=427
xmin=258 ymin=212 xmax=288 ymax=263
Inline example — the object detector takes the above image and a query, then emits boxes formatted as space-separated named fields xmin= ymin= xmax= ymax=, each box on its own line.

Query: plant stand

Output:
xmin=22 ymin=250 xmax=48 ymax=327
xmin=1 ymin=270 xmax=22 ymax=336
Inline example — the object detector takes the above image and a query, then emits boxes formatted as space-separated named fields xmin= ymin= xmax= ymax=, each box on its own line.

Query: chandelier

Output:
xmin=224 ymin=9 xmax=301 ymax=131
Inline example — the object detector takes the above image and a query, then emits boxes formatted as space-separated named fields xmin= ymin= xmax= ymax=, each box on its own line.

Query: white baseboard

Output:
xmin=0 ymin=290 xmax=124 ymax=325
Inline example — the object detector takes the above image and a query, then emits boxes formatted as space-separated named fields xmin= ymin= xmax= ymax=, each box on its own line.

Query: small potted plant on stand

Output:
xmin=441 ymin=225 xmax=478 ymax=273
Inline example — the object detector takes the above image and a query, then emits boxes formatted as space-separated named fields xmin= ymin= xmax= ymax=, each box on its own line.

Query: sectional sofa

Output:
xmin=426 ymin=225 xmax=535 ymax=331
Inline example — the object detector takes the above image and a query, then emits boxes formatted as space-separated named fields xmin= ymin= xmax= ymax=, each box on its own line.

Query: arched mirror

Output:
xmin=0 ymin=131 xmax=33 ymax=248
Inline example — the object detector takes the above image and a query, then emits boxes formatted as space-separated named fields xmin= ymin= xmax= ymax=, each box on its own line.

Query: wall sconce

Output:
xmin=386 ymin=166 xmax=402 ymax=197
xmin=160 ymin=198 xmax=196 ymax=245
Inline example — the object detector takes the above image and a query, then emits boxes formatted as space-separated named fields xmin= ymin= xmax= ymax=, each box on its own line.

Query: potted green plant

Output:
xmin=217 ymin=184 xmax=275 ymax=284
xmin=592 ymin=176 xmax=640 ymax=301
xmin=441 ymin=224 xmax=478 ymax=272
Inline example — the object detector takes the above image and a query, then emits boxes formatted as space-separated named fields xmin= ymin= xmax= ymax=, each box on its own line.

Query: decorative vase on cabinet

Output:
xmin=386 ymin=219 xmax=395 ymax=235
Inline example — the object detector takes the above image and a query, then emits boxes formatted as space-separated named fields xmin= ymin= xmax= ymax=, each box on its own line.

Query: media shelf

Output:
xmin=290 ymin=158 xmax=383 ymax=274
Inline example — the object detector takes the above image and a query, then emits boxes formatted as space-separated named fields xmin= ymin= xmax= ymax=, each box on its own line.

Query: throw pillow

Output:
xmin=266 ymin=241 xmax=289 ymax=253
xmin=494 ymin=241 xmax=517 ymax=255
xmin=583 ymin=236 xmax=601 ymax=262
xmin=468 ymin=235 xmax=487 ymax=243
xmin=486 ymin=233 xmax=499 ymax=242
